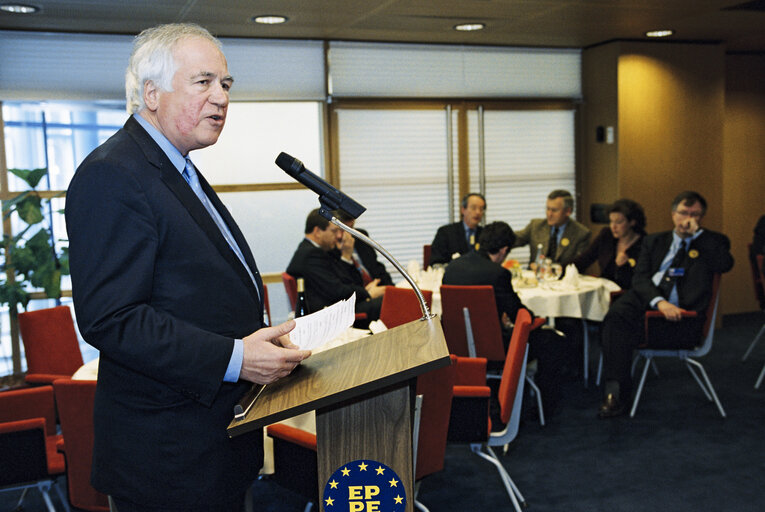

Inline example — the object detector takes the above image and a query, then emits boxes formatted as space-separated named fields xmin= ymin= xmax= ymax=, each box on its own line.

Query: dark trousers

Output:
xmin=601 ymin=291 xmax=704 ymax=397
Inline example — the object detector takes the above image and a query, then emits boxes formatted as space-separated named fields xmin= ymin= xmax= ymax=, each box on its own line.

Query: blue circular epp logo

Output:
xmin=322 ymin=459 xmax=406 ymax=511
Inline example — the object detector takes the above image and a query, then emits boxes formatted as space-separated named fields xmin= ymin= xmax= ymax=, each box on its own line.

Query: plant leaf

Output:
xmin=15 ymin=195 xmax=44 ymax=225
xmin=8 ymin=167 xmax=48 ymax=189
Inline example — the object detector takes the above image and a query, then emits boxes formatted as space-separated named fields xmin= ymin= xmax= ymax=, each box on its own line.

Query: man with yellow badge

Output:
xmin=598 ymin=191 xmax=734 ymax=417
xmin=513 ymin=189 xmax=590 ymax=267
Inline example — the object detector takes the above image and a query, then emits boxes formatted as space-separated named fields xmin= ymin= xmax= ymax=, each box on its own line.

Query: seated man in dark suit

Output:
xmin=334 ymin=210 xmax=394 ymax=286
xmin=286 ymin=208 xmax=386 ymax=323
xmin=598 ymin=191 xmax=734 ymax=418
xmin=429 ymin=192 xmax=486 ymax=266
xmin=443 ymin=221 xmax=567 ymax=413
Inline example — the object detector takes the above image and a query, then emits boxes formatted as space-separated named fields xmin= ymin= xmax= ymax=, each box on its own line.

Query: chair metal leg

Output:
xmin=756 ymin=361 xmax=765 ymax=389
xmin=596 ymin=352 xmax=603 ymax=386
xmin=582 ymin=319 xmax=589 ymax=387
xmin=742 ymin=323 xmax=765 ymax=362
xmin=685 ymin=358 xmax=726 ymax=418
xmin=524 ymin=375 xmax=545 ymax=426
xmin=470 ymin=444 xmax=526 ymax=512
xmin=685 ymin=360 xmax=713 ymax=401
xmin=53 ymin=478 xmax=71 ymax=512
xmin=14 ymin=487 xmax=30 ymax=510
xmin=36 ymin=481 xmax=56 ymax=512
xmin=629 ymin=356 xmax=653 ymax=417
xmin=413 ymin=482 xmax=431 ymax=512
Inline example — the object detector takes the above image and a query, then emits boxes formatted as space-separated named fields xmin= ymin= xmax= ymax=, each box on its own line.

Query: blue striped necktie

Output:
xmin=182 ymin=158 xmax=260 ymax=298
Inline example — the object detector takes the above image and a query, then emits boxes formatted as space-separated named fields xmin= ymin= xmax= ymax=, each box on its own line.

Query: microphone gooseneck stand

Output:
xmin=318 ymin=206 xmax=435 ymax=321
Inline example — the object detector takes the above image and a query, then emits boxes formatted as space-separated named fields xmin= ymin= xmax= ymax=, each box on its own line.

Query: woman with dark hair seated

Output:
xmin=573 ymin=198 xmax=647 ymax=289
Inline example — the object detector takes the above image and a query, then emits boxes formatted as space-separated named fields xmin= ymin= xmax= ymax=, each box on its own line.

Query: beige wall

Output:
xmin=582 ymin=41 xmax=763 ymax=315
xmin=723 ymin=54 xmax=765 ymax=313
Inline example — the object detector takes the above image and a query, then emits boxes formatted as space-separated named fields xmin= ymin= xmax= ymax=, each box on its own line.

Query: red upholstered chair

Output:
xmin=266 ymin=355 xmax=457 ymax=511
xmin=18 ymin=305 xmax=83 ymax=385
xmin=440 ymin=284 xmax=546 ymax=425
xmin=281 ymin=272 xmax=298 ymax=311
xmin=53 ymin=378 xmax=110 ymax=511
xmin=630 ymin=274 xmax=725 ymax=417
xmin=447 ymin=308 xmax=535 ymax=512
xmin=379 ymin=286 xmax=433 ymax=328
xmin=423 ymin=244 xmax=432 ymax=270
xmin=440 ymin=285 xmax=506 ymax=360
xmin=0 ymin=385 xmax=67 ymax=511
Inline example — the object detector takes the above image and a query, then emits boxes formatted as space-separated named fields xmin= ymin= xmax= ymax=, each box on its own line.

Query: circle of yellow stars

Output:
xmin=322 ymin=459 xmax=406 ymax=510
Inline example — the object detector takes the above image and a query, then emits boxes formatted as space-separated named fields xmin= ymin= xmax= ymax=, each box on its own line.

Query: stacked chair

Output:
xmin=18 ymin=305 xmax=83 ymax=385
xmin=447 ymin=308 xmax=535 ymax=512
xmin=0 ymin=385 xmax=68 ymax=511
xmin=440 ymin=285 xmax=546 ymax=425
xmin=53 ymin=378 xmax=110 ymax=511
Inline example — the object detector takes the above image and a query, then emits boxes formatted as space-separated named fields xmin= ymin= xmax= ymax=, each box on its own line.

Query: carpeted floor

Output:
xmin=4 ymin=312 xmax=764 ymax=512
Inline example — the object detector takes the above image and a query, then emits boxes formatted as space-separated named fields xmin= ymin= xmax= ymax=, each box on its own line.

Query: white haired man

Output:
xmin=67 ymin=23 xmax=310 ymax=511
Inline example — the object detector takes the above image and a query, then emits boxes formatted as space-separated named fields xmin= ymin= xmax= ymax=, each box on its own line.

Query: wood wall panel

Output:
xmin=617 ymin=43 xmax=725 ymax=234
xmin=723 ymin=54 xmax=765 ymax=314
xmin=582 ymin=41 xmax=765 ymax=315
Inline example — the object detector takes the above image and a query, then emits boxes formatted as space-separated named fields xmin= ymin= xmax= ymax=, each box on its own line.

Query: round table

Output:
xmin=398 ymin=273 xmax=620 ymax=385
xmin=515 ymin=275 xmax=621 ymax=323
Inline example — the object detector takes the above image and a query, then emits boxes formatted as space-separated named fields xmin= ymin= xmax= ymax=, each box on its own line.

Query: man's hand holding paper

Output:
xmin=240 ymin=320 xmax=312 ymax=384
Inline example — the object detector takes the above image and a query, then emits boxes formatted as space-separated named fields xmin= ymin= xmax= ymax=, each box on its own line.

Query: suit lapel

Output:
xmin=652 ymin=232 xmax=676 ymax=272
xmin=196 ymin=171 xmax=265 ymax=303
xmin=125 ymin=118 xmax=263 ymax=310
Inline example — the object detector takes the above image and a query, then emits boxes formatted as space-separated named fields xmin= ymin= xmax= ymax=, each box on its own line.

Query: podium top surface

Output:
xmin=227 ymin=316 xmax=449 ymax=437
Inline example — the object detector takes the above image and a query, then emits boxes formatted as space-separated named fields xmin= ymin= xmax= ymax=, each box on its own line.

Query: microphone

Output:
xmin=275 ymin=152 xmax=366 ymax=220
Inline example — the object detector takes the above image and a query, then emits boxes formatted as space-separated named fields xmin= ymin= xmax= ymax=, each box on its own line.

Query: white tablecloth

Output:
xmin=516 ymin=276 xmax=621 ymax=322
xmin=397 ymin=273 xmax=620 ymax=322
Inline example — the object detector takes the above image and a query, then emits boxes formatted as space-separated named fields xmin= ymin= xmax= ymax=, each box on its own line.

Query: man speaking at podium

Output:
xmin=66 ymin=24 xmax=311 ymax=511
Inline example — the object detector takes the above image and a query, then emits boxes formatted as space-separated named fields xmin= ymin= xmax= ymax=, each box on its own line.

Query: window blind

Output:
xmin=336 ymin=108 xmax=450 ymax=269
xmin=467 ymin=109 xmax=577 ymax=265
xmin=329 ymin=41 xmax=581 ymax=99
xmin=336 ymin=106 xmax=577 ymax=273
xmin=0 ymin=31 xmax=325 ymax=101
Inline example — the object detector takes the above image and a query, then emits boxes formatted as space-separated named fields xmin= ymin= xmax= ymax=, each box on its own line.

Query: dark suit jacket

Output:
xmin=513 ymin=218 xmax=590 ymax=266
xmin=355 ymin=228 xmax=393 ymax=286
xmin=631 ymin=229 xmax=734 ymax=313
xmin=572 ymin=226 xmax=643 ymax=289
xmin=286 ymin=238 xmax=371 ymax=314
xmin=66 ymin=117 xmax=265 ymax=509
xmin=430 ymin=222 xmax=481 ymax=266
xmin=442 ymin=251 xmax=528 ymax=323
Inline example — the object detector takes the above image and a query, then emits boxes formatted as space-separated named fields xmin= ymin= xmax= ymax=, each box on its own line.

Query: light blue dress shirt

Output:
xmin=133 ymin=114 xmax=245 ymax=383
xmin=552 ymin=221 xmax=568 ymax=249
xmin=649 ymin=229 xmax=703 ymax=308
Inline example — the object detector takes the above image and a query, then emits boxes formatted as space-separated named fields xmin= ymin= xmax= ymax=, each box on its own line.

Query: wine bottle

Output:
xmin=295 ymin=278 xmax=309 ymax=318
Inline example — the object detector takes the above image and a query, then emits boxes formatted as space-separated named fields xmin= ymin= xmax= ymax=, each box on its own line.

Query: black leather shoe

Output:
xmin=598 ymin=393 xmax=625 ymax=418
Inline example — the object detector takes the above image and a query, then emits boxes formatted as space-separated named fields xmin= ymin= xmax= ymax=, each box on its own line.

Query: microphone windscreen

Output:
xmin=275 ymin=152 xmax=301 ymax=175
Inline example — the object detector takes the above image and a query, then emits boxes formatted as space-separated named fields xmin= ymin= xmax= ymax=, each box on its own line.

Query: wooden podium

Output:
xmin=228 ymin=316 xmax=449 ymax=512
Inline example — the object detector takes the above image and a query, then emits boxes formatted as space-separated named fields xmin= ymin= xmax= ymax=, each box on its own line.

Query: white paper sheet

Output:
xmin=289 ymin=293 xmax=356 ymax=350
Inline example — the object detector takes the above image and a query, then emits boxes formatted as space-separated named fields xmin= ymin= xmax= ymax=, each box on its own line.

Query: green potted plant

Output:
xmin=1 ymin=167 xmax=69 ymax=376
